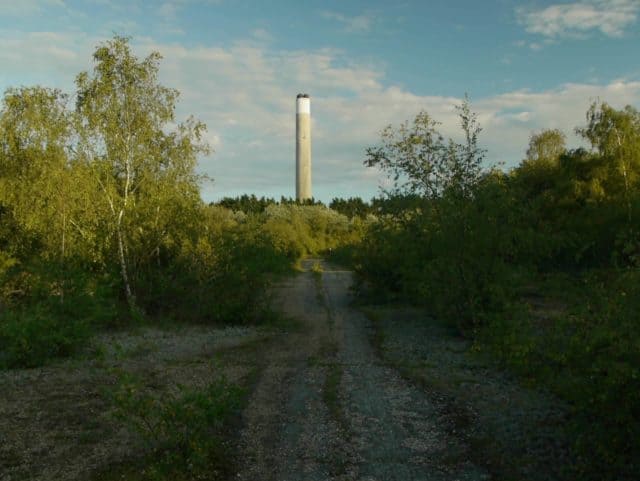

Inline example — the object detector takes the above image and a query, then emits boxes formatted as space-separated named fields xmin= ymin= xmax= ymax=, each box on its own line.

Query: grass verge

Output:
xmin=97 ymin=371 xmax=243 ymax=481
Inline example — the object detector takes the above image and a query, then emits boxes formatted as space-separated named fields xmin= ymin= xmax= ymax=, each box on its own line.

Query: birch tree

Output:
xmin=364 ymin=96 xmax=484 ymax=201
xmin=75 ymin=36 xmax=209 ymax=312
xmin=0 ymin=87 xmax=71 ymax=250
xmin=578 ymin=102 xmax=640 ymax=222
xmin=0 ymin=87 xmax=93 ymax=297
xmin=525 ymin=129 xmax=566 ymax=164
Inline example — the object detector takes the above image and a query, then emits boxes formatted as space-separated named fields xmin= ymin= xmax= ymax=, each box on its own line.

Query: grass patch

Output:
xmin=479 ymin=270 xmax=640 ymax=480
xmin=309 ymin=262 xmax=335 ymax=330
xmin=0 ymin=306 xmax=94 ymax=369
xmin=100 ymin=370 xmax=244 ymax=481
xmin=322 ymin=359 xmax=349 ymax=439
xmin=359 ymin=306 xmax=387 ymax=355
xmin=311 ymin=264 xmax=324 ymax=304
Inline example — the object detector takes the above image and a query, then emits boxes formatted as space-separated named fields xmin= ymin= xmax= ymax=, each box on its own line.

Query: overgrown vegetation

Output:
xmin=3 ymin=32 xmax=636 ymax=480
xmin=0 ymin=36 xmax=364 ymax=369
xmin=347 ymin=98 xmax=640 ymax=480
xmin=105 ymin=371 xmax=243 ymax=480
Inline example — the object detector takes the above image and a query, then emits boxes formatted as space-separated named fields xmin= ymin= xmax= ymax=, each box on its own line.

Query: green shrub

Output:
xmin=481 ymin=271 xmax=640 ymax=480
xmin=0 ymin=304 xmax=92 ymax=368
xmin=354 ymin=99 xmax=640 ymax=480
xmin=134 ymin=212 xmax=295 ymax=324
xmin=109 ymin=371 xmax=243 ymax=479
xmin=0 ymin=262 xmax=117 ymax=368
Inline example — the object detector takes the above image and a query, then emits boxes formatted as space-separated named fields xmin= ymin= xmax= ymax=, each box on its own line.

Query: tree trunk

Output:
xmin=60 ymin=211 xmax=66 ymax=304
xmin=116 ymin=213 xmax=136 ymax=313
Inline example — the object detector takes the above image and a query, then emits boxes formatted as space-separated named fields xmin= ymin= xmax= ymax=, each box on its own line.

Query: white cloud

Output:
xmin=159 ymin=2 xmax=179 ymax=18
xmin=157 ymin=0 xmax=222 ymax=18
xmin=1 ymin=30 xmax=639 ymax=201
xmin=517 ymin=0 xmax=640 ymax=38
xmin=0 ymin=31 xmax=95 ymax=82
xmin=139 ymin=38 xmax=640 ymax=199
xmin=0 ymin=0 xmax=66 ymax=16
xmin=251 ymin=28 xmax=273 ymax=43
xmin=321 ymin=11 xmax=375 ymax=33
xmin=475 ymin=80 xmax=640 ymax=165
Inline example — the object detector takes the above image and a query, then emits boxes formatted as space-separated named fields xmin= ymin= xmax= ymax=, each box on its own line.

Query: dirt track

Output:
xmin=236 ymin=259 xmax=490 ymax=481
xmin=1 ymin=259 xmax=567 ymax=480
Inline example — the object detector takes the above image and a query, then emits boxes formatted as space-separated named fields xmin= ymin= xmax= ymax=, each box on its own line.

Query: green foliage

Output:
xmin=215 ymin=194 xmax=276 ymax=214
xmin=361 ymin=97 xmax=511 ymax=330
xmin=329 ymin=196 xmax=371 ymax=218
xmin=1 ymin=38 xmax=368 ymax=368
xmin=359 ymin=99 xmax=640 ymax=320
xmin=130 ymin=202 xmax=363 ymax=324
xmin=109 ymin=371 xmax=243 ymax=480
xmin=0 ymin=36 xmax=211 ymax=367
xmin=325 ymin=243 xmax=360 ymax=268
xmin=480 ymin=272 xmax=640 ymax=480
xmin=525 ymin=128 xmax=566 ymax=163
xmin=213 ymin=195 xmax=325 ymax=213
xmin=0 ymin=263 xmax=116 ymax=368
xmin=75 ymin=36 xmax=209 ymax=313
xmin=357 ymin=99 xmax=640 ymax=479
xmin=260 ymin=203 xmax=356 ymax=257
xmin=310 ymin=260 xmax=323 ymax=274
xmin=0 ymin=302 xmax=92 ymax=369
xmin=365 ymin=95 xmax=484 ymax=201
xmin=204 ymin=216 xmax=291 ymax=322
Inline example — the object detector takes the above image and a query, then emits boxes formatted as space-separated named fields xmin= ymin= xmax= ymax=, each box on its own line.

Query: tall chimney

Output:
xmin=296 ymin=93 xmax=311 ymax=201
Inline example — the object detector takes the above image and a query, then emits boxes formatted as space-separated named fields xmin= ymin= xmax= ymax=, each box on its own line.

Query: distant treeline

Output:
xmin=213 ymin=194 xmax=408 ymax=219
xmin=213 ymin=195 xmax=324 ymax=214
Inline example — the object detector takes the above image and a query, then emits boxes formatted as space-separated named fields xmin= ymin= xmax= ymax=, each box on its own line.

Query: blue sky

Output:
xmin=1 ymin=0 xmax=639 ymax=202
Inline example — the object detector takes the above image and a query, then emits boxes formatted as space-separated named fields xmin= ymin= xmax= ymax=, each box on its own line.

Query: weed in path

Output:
xmin=310 ymin=263 xmax=336 ymax=331
xmin=310 ymin=260 xmax=324 ymax=274
xmin=323 ymin=362 xmax=344 ymax=423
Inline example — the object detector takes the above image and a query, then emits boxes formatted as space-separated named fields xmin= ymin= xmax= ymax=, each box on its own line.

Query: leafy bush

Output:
xmin=0 ymin=36 xmax=371 ymax=368
xmin=110 ymin=371 xmax=243 ymax=479
xmin=0 ymin=304 xmax=92 ymax=368
xmin=0 ymin=263 xmax=116 ymax=368
xmin=356 ymin=100 xmax=640 ymax=479
xmin=481 ymin=272 xmax=640 ymax=480
xmin=134 ymin=211 xmax=294 ymax=324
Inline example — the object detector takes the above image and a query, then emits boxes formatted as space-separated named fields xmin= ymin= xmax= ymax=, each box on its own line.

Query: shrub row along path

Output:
xmin=236 ymin=259 xmax=490 ymax=481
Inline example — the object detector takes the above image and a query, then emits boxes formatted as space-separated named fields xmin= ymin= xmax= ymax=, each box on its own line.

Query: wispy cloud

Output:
xmin=133 ymin=39 xmax=640 ymax=199
xmin=0 ymin=30 xmax=94 ymax=80
xmin=517 ymin=0 xmax=640 ymax=38
xmin=158 ymin=2 xmax=180 ymax=18
xmin=153 ymin=0 xmax=222 ymax=19
xmin=251 ymin=28 xmax=273 ymax=43
xmin=0 ymin=0 xmax=66 ymax=16
xmin=1 ymin=29 xmax=639 ymax=200
xmin=321 ymin=11 xmax=375 ymax=33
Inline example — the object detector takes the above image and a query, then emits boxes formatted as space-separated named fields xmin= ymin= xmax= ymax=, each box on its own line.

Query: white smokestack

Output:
xmin=296 ymin=93 xmax=311 ymax=201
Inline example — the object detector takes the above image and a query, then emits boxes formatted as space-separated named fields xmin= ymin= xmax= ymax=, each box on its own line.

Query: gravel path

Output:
xmin=1 ymin=260 xmax=566 ymax=480
xmin=235 ymin=260 xmax=490 ymax=480
xmin=370 ymin=306 xmax=571 ymax=480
